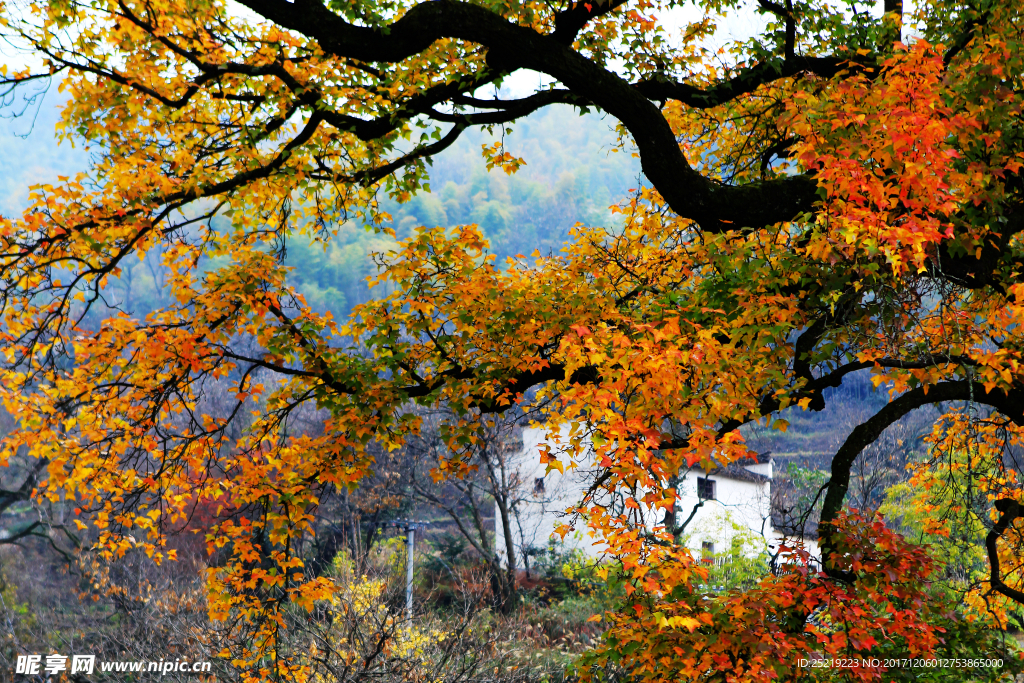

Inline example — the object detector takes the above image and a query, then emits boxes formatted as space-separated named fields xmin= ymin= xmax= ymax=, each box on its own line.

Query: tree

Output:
xmin=1 ymin=0 xmax=1024 ymax=679
xmin=405 ymin=410 xmax=528 ymax=613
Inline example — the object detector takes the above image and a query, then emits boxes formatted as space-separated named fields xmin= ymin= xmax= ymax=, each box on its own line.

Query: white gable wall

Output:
xmin=495 ymin=428 xmax=774 ymax=567
xmin=674 ymin=466 xmax=773 ymax=561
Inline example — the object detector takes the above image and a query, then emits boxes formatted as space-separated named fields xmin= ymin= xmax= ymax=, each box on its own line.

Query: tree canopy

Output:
xmin=1 ymin=0 xmax=1024 ymax=679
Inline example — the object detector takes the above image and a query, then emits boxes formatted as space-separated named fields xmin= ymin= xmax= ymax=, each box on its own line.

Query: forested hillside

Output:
xmin=0 ymin=89 xmax=89 ymax=216
xmin=1 ymin=98 xmax=640 ymax=316
xmin=283 ymin=107 xmax=641 ymax=313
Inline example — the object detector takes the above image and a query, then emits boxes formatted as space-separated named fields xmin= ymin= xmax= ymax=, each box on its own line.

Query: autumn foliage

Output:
xmin=1 ymin=0 xmax=1024 ymax=679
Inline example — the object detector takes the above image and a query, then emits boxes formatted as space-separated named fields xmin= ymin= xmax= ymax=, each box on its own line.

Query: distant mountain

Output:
xmin=0 ymin=94 xmax=642 ymax=317
xmin=0 ymin=87 xmax=89 ymax=216
xmin=287 ymin=105 xmax=643 ymax=314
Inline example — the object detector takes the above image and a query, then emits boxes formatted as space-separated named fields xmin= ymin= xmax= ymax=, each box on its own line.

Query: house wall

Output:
xmin=674 ymin=466 xmax=773 ymax=560
xmin=495 ymin=428 xmax=776 ymax=568
xmin=495 ymin=428 xmax=607 ymax=565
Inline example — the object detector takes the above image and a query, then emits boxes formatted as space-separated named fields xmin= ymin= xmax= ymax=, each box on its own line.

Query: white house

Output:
xmin=496 ymin=427 xmax=800 ymax=569
xmin=675 ymin=454 xmax=774 ymax=564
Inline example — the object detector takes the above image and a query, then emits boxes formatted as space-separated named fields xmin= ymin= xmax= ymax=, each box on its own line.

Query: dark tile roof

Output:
xmin=742 ymin=450 xmax=773 ymax=465
xmin=771 ymin=511 xmax=820 ymax=539
xmin=706 ymin=461 xmax=770 ymax=484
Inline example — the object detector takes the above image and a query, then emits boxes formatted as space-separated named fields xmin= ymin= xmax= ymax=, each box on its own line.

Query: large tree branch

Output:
xmin=634 ymin=56 xmax=852 ymax=109
xmin=551 ymin=0 xmax=632 ymax=45
xmin=986 ymin=499 xmax=1024 ymax=604
xmin=819 ymin=380 xmax=1024 ymax=579
xmin=0 ymin=458 xmax=48 ymax=517
xmin=236 ymin=0 xmax=822 ymax=231
xmin=926 ymin=207 xmax=1024 ymax=293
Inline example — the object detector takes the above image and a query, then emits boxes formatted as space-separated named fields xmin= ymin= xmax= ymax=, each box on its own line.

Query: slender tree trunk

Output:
xmin=664 ymin=473 xmax=680 ymax=541
xmin=492 ymin=493 xmax=518 ymax=614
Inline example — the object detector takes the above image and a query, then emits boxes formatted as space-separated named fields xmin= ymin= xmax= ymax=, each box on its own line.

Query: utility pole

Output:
xmin=388 ymin=520 xmax=429 ymax=619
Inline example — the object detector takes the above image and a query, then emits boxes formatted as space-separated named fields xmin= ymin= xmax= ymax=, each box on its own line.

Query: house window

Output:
xmin=701 ymin=541 xmax=715 ymax=564
xmin=534 ymin=478 xmax=545 ymax=494
xmin=697 ymin=477 xmax=716 ymax=501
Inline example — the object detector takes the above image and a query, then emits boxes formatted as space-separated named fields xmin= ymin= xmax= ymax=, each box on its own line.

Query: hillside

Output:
xmin=1 ymin=97 xmax=640 ymax=316
xmin=0 ymin=88 xmax=89 ymax=215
